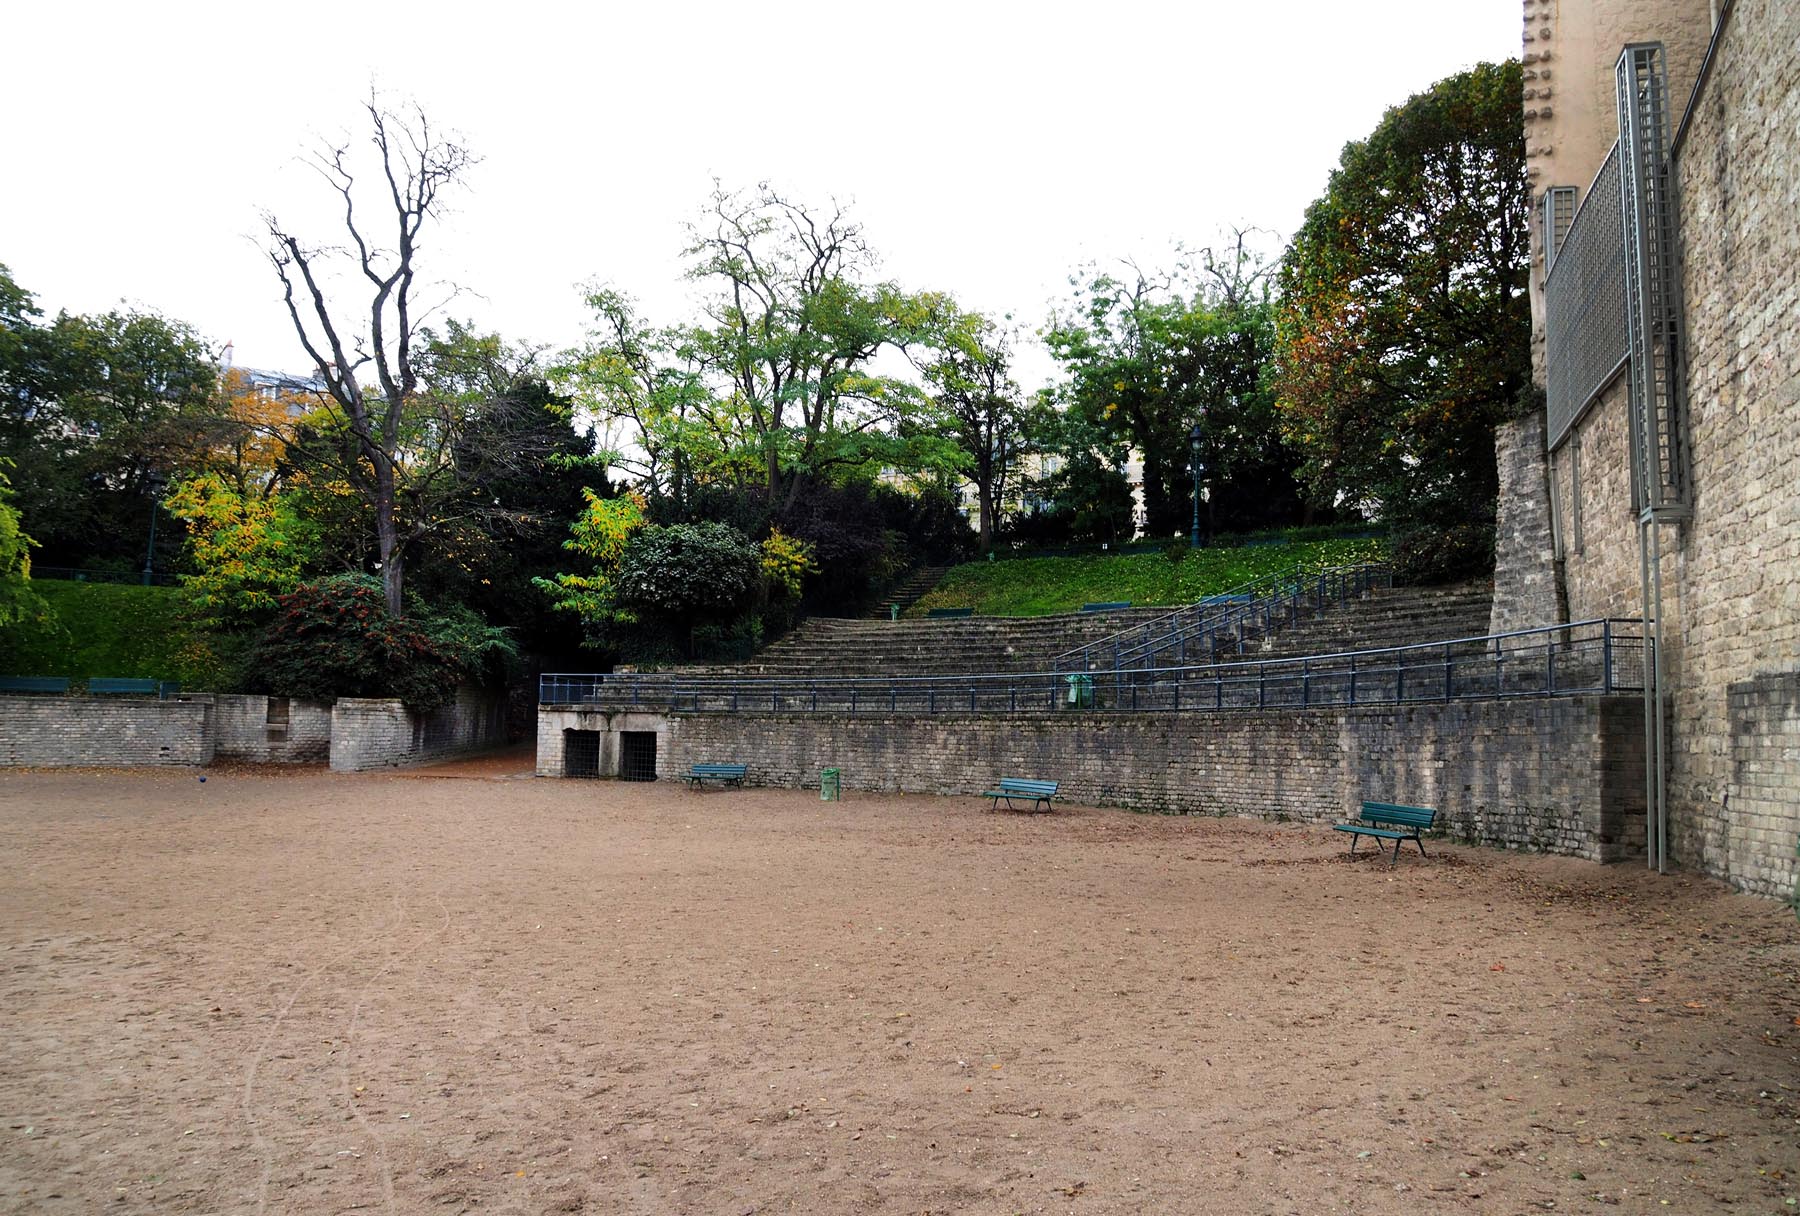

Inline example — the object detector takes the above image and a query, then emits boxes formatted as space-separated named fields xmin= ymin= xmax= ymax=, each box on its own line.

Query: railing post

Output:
xmin=1603 ymin=621 xmax=1614 ymax=693
xmin=890 ymin=680 xmax=896 ymax=712
xmin=851 ymin=688 xmax=858 ymax=714
xmin=1493 ymin=637 xmax=1503 ymax=697
xmin=811 ymin=683 xmax=818 ymax=712
xmin=1546 ymin=634 xmax=1556 ymax=694
xmin=1302 ymin=658 xmax=1310 ymax=706
xmin=1258 ymin=665 xmax=1267 ymax=709
xmin=1447 ymin=645 xmax=1455 ymax=701
xmin=1349 ymin=653 xmax=1358 ymax=705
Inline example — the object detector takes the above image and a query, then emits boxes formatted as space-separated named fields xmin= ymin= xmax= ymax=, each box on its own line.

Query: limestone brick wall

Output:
xmin=1523 ymin=0 xmax=1714 ymax=380
xmin=541 ymin=697 xmax=1649 ymax=862
xmin=211 ymin=694 xmax=332 ymax=763
xmin=328 ymin=687 xmax=508 ymax=773
xmin=1552 ymin=378 xmax=1642 ymax=620
xmin=1490 ymin=411 xmax=1568 ymax=633
xmin=1655 ymin=0 xmax=1800 ymax=897
xmin=0 ymin=694 xmax=215 ymax=767
xmin=1540 ymin=0 xmax=1800 ymax=897
xmin=1723 ymin=673 xmax=1800 ymax=897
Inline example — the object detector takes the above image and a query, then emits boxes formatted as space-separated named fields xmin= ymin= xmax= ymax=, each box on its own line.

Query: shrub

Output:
xmin=1392 ymin=524 xmax=1495 ymax=586
xmin=247 ymin=575 xmax=515 ymax=710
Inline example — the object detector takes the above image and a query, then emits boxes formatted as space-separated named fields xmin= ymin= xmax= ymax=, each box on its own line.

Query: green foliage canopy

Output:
xmin=1272 ymin=60 xmax=1530 ymax=539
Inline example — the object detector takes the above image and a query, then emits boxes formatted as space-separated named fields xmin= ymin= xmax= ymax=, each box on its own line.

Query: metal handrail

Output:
xmin=1054 ymin=560 xmax=1392 ymax=673
xmin=541 ymin=618 xmax=1646 ymax=714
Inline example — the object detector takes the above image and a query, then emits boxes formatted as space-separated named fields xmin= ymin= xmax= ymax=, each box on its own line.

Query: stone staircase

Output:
xmin=696 ymin=608 xmax=1174 ymax=677
xmin=661 ymin=581 xmax=1495 ymax=681
xmin=862 ymin=565 xmax=952 ymax=619
xmin=1225 ymin=581 xmax=1496 ymax=664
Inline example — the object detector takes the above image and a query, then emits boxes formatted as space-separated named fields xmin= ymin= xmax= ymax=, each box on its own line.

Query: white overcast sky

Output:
xmin=3 ymin=1 xmax=1518 ymax=394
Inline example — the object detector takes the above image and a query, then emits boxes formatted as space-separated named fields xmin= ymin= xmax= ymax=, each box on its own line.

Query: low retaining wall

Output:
xmin=330 ymin=687 xmax=508 ymax=773
xmin=0 ymin=693 xmax=215 ymax=767
xmin=212 ymin=694 xmax=332 ymax=763
xmin=539 ymin=695 xmax=1647 ymax=861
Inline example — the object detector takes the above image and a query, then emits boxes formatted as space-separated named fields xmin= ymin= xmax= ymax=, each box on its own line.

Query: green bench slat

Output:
xmin=87 ymin=678 xmax=179 ymax=698
xmin=983 ymin=777 xmax=1059 ymax=813
xmin=684 ymin=763 xmax=747 ymax=788
xmin=1 ymin=676 xmax=72 ymax=694
xmin=1337 ymin=801 xmax=1437 ymax=866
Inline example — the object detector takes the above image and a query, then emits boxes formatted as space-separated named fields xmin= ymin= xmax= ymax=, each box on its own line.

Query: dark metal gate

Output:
xmin=564 ymin=729 xmax=600 ymax=778
xmin=620 ymin=731 xmax=657 ymax=782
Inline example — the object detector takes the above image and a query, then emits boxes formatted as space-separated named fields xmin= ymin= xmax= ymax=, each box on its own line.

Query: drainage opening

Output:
xmin=620 ymin=731 xmax=658 ymax=782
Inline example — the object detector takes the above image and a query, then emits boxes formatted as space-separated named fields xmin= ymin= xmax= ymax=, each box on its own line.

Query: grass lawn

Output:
xmin=909 ymin=536 xmax=1386 ymax=616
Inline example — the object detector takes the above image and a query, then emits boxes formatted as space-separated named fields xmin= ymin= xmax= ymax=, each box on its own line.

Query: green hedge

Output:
xmin=0 ymin=581 xmax=229 ymax=687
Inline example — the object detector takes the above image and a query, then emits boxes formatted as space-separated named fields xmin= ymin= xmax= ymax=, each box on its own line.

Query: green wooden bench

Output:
xmin=683 ymin=762 xmax=747 ymax=789
xmin=87 ymin=678 xmax=179 ymax=699
xmin=1080 ymin=601 xmax=1132 ymax=612
xmin=926 ymin=607 xmax=974 ymax=618
xmin=0 ymin=676 xmax=71 ymax=694
xmin=1334 ymin=801 xmax=1437 ymax=867
xmin=982 ymin=777 xmax=1058 ymax=814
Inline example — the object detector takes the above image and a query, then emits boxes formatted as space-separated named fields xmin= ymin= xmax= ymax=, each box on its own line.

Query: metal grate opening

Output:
xmin=564 ymin=729 xmax=601 ymax=778
xmin=1545 ymin=145 xmax=1628 ymax=449
xmin=620 ymin=731 xmax=658 ymax=782
xmin=1541 ymin=185 xmax=1577 ymax=275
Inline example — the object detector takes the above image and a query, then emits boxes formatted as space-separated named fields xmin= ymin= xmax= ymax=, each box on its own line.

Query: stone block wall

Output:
xmin=1490 ymin=411 xmax=1568 ymax=634
xmin=329 ymin=687 xmax=508 ymax=773
xmin=1530 ymin=0 xmax=1800 ymax=897
xmin=211 ymin=694 xmax=332 ymax=763
xmin=0 ymin=694 xmax=215 ymax=767
xmin=542 ymin=697 xmax=1649 ymax=862
xmin=1723 ymin=673 xmax=1800 ymax=898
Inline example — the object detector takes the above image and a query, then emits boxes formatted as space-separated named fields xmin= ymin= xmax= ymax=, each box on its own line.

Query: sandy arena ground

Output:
xmin=1 ymin=753 xmax=1796 ymax=1215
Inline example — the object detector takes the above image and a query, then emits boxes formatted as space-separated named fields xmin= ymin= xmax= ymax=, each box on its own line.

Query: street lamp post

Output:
xmin=142 ymin=471 xmax=167 ymax=586
xmin=1188 ymin=423 xmax=1204 ymax=548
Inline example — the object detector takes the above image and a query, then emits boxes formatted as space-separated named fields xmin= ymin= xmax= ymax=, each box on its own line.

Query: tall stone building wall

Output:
xmin=1524 ymin=0 xmax=1800 ymax=897
xmin=1522 ymin=0 xmax=1713 ymax=379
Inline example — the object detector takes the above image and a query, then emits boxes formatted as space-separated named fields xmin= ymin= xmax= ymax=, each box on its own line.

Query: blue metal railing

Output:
xmin=1054 ymin=561 xmax=1393 ymax=673
xmin=542 ymin=618 xmax=1646 ymax=715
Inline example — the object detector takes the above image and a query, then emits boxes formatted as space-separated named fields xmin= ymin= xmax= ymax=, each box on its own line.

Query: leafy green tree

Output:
xmin=683 ymin=184 xmax=963 ymax=508
xmin=0 ymin=465 xmax=48 ymax=627
xmin=912 ymin=310 xmax=1024 ymax=554
xmin=610 ymin=522 xmax=763 ymax=654
xmin=0 ymin=264 xmax=218 ymax=571
xmin=553 ymin=286 xmax=726 ymax=505
xmin=1042 ymin=234 xmax=1306 ymax=540
xmin=163 ymin=473 xmax=314 ymax=628
xmin=1272 ymin=60 xmax=1529 ymax=542
xmin=1020 ymin=399 xmax=1136 ymax=545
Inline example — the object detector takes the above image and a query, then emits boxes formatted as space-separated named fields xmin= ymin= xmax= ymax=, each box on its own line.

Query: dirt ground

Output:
xmin=1 ymin=756 xmax=1796 ymax=1215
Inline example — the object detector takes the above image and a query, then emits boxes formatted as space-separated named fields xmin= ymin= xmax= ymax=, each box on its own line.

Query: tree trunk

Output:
xmin=977 ymin=483 xmax=995 ymax=554
xmin=373 ymin=462 xmax=404 ymax=616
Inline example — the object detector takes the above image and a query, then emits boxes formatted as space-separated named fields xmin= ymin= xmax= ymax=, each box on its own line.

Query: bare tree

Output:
xmin=263 ymin=94 xmax=475 ymax=615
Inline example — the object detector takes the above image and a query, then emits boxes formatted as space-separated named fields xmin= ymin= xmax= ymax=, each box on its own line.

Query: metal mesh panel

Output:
xmin=563 ymin=728 xmax=600 ymax=778
xmin=1617 ymin=42 xmax=1691 ymax=520
xmin=620 ymin=731 xmax=657 ymax=782
xmin=1541 ymin=186 xmax=1577 ymax=275
xmin=1545 ymin=144 xmax=1628 ymax=449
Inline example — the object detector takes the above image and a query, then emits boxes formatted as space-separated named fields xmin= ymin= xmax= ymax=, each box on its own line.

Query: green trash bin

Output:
xmin=821 ymin=767 xmax=841 ymax=802
xmin=1064 ymin=673 xmax=1094 ymax=708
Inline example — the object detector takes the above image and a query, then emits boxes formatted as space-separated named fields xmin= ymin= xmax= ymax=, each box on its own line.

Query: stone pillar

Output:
xmin=1490 ymin=410 xmax=1568 ymax=634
